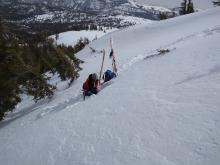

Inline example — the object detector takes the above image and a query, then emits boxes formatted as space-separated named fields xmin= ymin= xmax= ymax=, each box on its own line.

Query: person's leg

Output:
xmin=85 ymin=91 xmax=93 ymax=96
xmin=91 ymin=88 xmax=98 ymax=94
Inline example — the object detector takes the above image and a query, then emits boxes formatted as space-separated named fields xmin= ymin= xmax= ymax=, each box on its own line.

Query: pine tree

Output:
xmin=0 ymin=20 xmax=82 ymax=120
xmin=180 ymin=0 xmax=194 ymax=15
xmin=213 ymin=0 xmax=220 ymax=6
xmin=180 ymin=0 xmax=187 ymax=15
xmin=55 ymin=33 xmax=59 ymax=41
xmin=187 ymin=0 xmax=194 ymax=13
xmin=159 ymin=12 xmax=167 ymax=20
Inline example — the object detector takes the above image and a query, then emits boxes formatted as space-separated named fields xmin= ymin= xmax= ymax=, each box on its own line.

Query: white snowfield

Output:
xmin=50 ymin=29 xmax=117 ymax=46
xmin=1 ymin=7 xmax=220 ymax=165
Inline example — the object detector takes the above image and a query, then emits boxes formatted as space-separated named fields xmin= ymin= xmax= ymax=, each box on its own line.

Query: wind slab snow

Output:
xmin=0 ymin=7 xmax=220 ymax=165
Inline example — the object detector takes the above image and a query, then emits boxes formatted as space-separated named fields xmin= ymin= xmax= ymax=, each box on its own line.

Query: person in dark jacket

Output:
xmin=103 ymin=70 xmax=116 ymax=83
xmin=83 ymin=73 xmax=99 ymax=96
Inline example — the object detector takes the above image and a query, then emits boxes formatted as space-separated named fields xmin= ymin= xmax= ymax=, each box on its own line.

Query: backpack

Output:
xmin=103 ymin=70 xmax=116 ymax=82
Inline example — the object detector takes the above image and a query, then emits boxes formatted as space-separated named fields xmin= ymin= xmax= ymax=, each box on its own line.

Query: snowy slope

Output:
xmin=1 ymin=7 xmax=220 ymax=165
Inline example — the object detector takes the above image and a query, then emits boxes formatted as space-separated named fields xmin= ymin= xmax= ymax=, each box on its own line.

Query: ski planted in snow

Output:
xmin=99 ymin=49 xmax=105 ymax=86
xmin=109 ymin=38 xmax=118 ymax=76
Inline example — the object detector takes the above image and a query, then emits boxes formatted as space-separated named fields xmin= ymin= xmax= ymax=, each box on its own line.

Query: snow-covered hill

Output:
xmin=1 ymin=7 xmax=220 ymax=165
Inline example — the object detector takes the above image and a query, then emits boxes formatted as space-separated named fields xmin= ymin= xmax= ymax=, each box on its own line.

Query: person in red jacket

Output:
xmin=83 ymin=73 xmax=99 ymax=96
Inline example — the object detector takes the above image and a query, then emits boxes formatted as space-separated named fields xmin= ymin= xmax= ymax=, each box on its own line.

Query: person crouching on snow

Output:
xmin=83 ymin=73 xmax=99 ymax=96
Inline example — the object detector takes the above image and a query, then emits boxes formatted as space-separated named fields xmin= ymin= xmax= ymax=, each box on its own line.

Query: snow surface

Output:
xmin=35 ymin=13 xmax=55 ymax=21
xmin=115 ymin=15 xmax=154 ymax=26
xmin=141 ymin=4 xmax=173 ymax=12
xmin=50 ymin=29 xmax=117 ymax=46
xmin=1 ymin=7 xmax=220 ymax=165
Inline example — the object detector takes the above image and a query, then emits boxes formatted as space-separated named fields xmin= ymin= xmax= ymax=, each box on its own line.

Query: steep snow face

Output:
xmin=1 ymin=7 xmax=220 ymax=165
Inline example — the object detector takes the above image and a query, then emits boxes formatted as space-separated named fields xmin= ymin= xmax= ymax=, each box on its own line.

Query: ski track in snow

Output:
xmin=175 ymin=64 xmax=220 ymax=85
xmin=0 ymin=98 xmax=52 ymax=128
xmin=165 ymin=26 xmax=220 ymax=48
xmin=36 ymin=80 xmax=114 ymax=120
xmin=36 ymin=94 xmax=84 ymax=120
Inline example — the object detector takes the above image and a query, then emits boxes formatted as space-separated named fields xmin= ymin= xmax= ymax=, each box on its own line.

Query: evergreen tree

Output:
xmin=180 ymin=0 xmax=187 ymax=15
xmin=55 ymin=33 xmax=59 ymax=41
xmin=187 ymin=0 xmax=194 ymax=13
xmin=180 ymin=0 xmax=194 ymax=15
xmin=213 ymin=0 xmax=220 ymax=6
xmin=0 ymin=20 xmax=83 ymax=120
xmin=159 ymin=12 xmax=167 ymax=20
